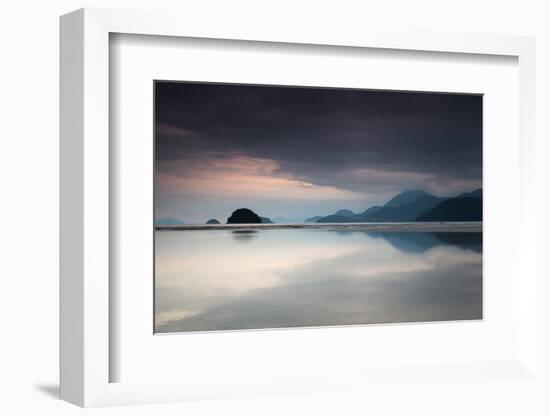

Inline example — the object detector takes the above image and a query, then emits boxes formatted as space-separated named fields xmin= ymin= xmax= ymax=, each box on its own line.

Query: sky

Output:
xmin=155 ymin=81 xmax=482 ymax=224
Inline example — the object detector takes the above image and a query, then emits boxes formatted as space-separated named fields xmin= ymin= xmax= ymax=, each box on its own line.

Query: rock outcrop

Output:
xmin=226 ymin=208 xmax=262 ymax=224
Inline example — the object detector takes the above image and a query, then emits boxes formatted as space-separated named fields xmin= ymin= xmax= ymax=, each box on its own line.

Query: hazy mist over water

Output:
xmin=155 ymin=229 xmax=482 ymax=333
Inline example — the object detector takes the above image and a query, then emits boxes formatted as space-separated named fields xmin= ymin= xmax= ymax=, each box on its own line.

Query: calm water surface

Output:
xmin=155 ymin=229 xmax=482 ymax=333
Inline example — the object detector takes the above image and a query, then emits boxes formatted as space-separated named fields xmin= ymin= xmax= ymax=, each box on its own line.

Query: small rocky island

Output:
xmin=206 ymin=218 xmax=221 ymax=224
xmin=226 ymin=208 xmax=262 ymax=224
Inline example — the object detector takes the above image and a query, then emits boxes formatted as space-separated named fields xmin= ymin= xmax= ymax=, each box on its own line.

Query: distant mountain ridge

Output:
xmin=417 ymin=196 xmax=482 ymax=222
xmin=304 ymin=216 xmax=323 ymax=223
xmin=316 ymin=214 xmax=355 ymax=223
xmin=457 ymin=189 xmax=482 ymax=199
xmin=334 ymin=209 xmax=355 ymax=217
xmin=157 ymin=189 xmax=482 ymax=227
xmin=312 ymin=188 xmax=482 ymax=223
xmin=272 ymin=216 xmax=308 ymax=223
xmin=360 ymin=206 xmax=383 ymax=216
xmin=155 ymin=217 xmax=185 ymax=226
xmin=384 ymin=190 xmax=432 ymax=207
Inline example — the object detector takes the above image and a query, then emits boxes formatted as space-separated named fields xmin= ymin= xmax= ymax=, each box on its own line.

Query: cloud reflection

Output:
xmin=155 ymin=230 xmax=482 ymax=332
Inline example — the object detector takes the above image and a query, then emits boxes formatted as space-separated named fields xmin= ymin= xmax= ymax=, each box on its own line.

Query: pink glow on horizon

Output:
xmin=157 ymin=155 xmax=365 ymax=201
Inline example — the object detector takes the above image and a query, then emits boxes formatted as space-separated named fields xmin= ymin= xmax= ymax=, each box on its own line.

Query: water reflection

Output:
xmin=368 ymin=232 xmax=482 ymax=254
xmin=155 ymin=230 xmax=482 ymax=333
xmin=231 ymin=229 xmax=258 ymax=243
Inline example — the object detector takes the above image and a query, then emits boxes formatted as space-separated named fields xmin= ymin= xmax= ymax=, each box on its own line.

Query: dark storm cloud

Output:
xmin=155 ymin=81 xmax=482 ymax=196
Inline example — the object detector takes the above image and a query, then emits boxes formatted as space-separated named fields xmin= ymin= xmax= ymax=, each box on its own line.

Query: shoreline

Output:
xmin=155 ymin=222 xmax=483 ymax=233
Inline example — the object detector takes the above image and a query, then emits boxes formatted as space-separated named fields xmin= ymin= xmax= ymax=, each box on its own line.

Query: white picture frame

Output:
xmin=60 ymin=7 xmax=538 ymax=408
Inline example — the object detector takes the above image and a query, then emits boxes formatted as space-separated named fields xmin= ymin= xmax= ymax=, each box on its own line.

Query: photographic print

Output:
xmin=154 ymin=81 xmax=482 ymax=333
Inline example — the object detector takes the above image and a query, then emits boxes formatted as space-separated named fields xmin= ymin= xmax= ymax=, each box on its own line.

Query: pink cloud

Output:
xmin=156 ymin=155 xmax=365 ymax=201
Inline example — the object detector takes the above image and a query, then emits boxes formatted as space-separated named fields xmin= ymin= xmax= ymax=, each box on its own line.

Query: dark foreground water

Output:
xmin=155 ymin=227 xmax=482 ymax=333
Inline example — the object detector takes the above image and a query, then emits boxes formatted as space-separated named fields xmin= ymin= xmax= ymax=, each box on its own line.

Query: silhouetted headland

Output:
xmin=226 ymin=208 xmax=262 ymax=224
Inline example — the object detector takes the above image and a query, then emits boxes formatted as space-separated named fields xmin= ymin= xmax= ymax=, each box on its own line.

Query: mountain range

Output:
xmin=314 ymin=189 xmax=482 ymax=223
xmin=272 ymin=216 xmax=308 ymax=223
xmin=156 ymin=189 xmax=482 ymax=226
xmin=155 ymin=217 xmax=185 ymax=226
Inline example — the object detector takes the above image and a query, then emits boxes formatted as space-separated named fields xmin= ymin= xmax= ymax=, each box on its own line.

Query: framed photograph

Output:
xmin=60 ymin=8 xmax=538 ymax=407
xmin=153 ymin=81 xmax=484 ymax=334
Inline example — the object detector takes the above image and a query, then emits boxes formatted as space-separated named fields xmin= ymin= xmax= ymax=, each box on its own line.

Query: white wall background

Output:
xmin=0 ymin=0 xmax=548 ymax=415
